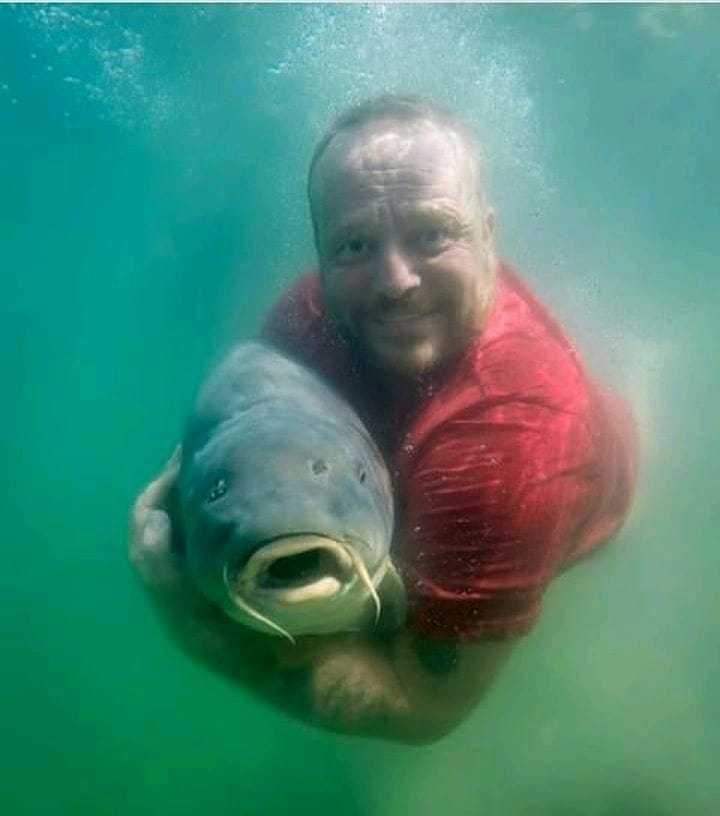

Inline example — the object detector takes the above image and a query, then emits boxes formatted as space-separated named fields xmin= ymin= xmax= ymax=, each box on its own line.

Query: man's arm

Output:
xmin=129 ymin=450 xmax=511 ymax=744
xmin=129 ymin=450 xmax=318 ymax=716
xmin=302 ymin=628 xmax=512 ymax=744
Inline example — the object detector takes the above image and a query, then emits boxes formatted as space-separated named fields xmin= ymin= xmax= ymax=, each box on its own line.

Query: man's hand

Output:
xmin=128 ymin=450 xmax=513 ymax=744
xmin=276 ymin=628 xmax=512 ymax=744
xmin=308 ymin=638 xmax=410 ymax=728
xmin=129 ymin=446 xmax=183 ymax=591
xmin=129 ymin=462 xmax=389 ymax=726
xmin=128 ymin=449 xmax=296 ymax=700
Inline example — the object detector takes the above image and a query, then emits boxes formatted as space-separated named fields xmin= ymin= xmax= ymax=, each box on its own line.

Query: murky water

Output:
xmin=2 ymin=5 xmax=718 ymax=814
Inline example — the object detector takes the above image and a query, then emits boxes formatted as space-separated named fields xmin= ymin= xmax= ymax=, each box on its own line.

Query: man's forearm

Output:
xmin=298 ymin=630 xmax=513 ymax=744
xmin=134 ymin=521 xmax=509 ymax=745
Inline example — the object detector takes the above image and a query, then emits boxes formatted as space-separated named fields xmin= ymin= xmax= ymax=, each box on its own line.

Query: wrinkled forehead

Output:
xmin=310 ymin=119 xmax=480 ymax=216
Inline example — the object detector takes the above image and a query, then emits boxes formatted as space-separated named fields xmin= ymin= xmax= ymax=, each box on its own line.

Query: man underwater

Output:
xmin=130 ymin=95 xmax=637 ymax=744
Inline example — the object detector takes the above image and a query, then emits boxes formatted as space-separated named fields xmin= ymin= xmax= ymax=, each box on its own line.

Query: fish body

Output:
xmin=178 ymin=341 xmax=405 ymax=641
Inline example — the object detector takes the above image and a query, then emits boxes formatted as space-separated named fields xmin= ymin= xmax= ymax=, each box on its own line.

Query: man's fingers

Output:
xmin=130 ymin=507 xmax=181 ymax=586
xmin=129 ymin=446 xmax=183 ymax=590
xmin=310 ymin=647 xmax=410 ymax=727
xmin=133 ymin=445 xmax=182 ymax=515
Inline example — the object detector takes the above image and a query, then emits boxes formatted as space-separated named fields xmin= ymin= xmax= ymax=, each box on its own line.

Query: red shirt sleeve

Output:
xmin=260 ymin=272 xmax=321 ymax=351
xmin=259 ymin=272 xmax=356 ymax=387
xmin=397 ymin=336 xmax=637 ymax=642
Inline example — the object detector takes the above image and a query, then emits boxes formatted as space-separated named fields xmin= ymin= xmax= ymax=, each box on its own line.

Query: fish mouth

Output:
xmin=222 ymin=534 xmax=387 ymax=642
xmin=237 ymin=535 xmax=355 ymax=602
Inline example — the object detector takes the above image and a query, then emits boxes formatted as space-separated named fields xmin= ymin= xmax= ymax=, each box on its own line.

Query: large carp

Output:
xmin=177 ymin=341 xmax=405 ymax=643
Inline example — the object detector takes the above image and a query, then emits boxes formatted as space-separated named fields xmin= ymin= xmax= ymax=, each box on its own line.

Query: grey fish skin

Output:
xmin=177 ymin=341 xmax=405 ymax=640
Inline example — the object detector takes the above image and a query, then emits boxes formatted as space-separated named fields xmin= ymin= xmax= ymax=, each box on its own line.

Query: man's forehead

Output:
xmin=328 ymin=200 xmax=467 ymax=235
xmin=319 ymin=119 xmax=470 ymax=177
xmin=311 ymin=119 xmax=478 ymax=215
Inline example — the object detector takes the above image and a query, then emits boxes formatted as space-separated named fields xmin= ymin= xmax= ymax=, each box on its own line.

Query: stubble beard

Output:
xmin=357 ymin=316 xmax=446 ymax=384
xmin=372 ymin=338 xmax=437 ymax=382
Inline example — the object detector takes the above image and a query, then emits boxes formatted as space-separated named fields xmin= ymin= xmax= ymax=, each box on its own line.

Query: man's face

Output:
xmin=311 ymin=119 xmax=497 ymax=382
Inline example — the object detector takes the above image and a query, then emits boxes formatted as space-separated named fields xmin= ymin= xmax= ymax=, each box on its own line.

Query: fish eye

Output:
xmin=206 ymin=476 xmax=228 ymax=503
xmin=356 ymin=462 xmax=367 ymax=484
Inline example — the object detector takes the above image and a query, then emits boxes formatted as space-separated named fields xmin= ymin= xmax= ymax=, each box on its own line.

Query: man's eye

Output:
xmin=415 ymin=228 xmax=451 ymax=253
xmin=335 ymin=237 xmax=371 ymax=262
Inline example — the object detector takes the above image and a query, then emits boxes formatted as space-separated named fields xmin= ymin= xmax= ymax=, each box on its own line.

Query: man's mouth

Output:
xmin=369 ymin=309 xmax=437 ymax=337
xmin=377 ymin=312 xmax=422 ymax=323
xmin=371 ymin=307 xmax=435 ymax=324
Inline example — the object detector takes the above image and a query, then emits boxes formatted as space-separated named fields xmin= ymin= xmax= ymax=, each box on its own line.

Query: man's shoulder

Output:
xmin=260 ymin=270 xmax=355 ymax=386
xmin=261 ymin=270 xmax=325 ymax=346
xmin=398 ymin=265 xmax=593 ymax=460
xmin=468 ymin=262 xmax=590 ymax=406
xmin=265 ymin=270 xmax=323 ymax=321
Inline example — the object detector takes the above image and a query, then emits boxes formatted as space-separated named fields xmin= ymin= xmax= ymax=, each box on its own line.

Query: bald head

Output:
xmin=308 ymin=96 xmax=489 ymax=240
xmin=305 ymin=96 xmax=498 ymax=383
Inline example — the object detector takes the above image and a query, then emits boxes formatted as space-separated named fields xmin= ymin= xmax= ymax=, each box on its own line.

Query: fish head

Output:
xmin=178 ymin=405 xmax=403 ymax=640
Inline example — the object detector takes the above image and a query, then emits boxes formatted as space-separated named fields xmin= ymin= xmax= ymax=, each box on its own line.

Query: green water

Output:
xmin=2 ymin=5 xmax=718 ymax=814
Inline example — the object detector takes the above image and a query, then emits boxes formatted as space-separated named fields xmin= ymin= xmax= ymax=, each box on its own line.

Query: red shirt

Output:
xmin=261 ymin=263 xmax=638 ymax=640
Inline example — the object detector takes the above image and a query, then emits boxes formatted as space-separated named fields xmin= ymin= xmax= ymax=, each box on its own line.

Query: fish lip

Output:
xmin=225 ymin=533 xmax=359 ymax=604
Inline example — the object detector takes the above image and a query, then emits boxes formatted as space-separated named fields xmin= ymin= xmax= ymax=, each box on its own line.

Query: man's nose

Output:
xmin=372 ymin=245 xmax=420 ymax=299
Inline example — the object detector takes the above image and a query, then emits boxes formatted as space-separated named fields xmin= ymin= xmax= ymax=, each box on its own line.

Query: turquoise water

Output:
xmin=2 ymin=4 xmax=719 ymax=813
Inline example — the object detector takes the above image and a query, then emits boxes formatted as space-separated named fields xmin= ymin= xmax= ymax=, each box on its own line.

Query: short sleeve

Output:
xmin=258 ymin=272 xmax=356 ymax=388
xmin=259 ymin=273 xmax=319 ymax=353
xmin=397 ymin=378 xmax=606 ymax=641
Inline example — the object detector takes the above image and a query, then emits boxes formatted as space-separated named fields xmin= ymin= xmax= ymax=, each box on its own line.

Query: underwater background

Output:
xmin=1 ymin=4 xmax=718 ymax=814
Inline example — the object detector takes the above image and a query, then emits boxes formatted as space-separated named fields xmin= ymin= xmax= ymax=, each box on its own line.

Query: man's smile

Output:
xmin=314 ymin=118 xmax=496 ymax=380
xmin=375 ymin=310 xmax=428 ymax=322
xmin=368 ymin=308 xmax=438 ymax=334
